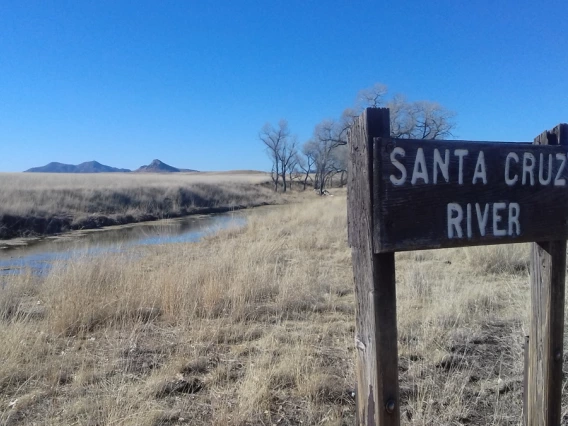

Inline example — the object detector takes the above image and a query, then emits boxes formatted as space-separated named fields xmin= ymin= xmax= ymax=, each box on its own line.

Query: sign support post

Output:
xmin=525 ymin=124 xmax=568 ymax=425
xmin=348 ymin=108 xmax=400 ymax=426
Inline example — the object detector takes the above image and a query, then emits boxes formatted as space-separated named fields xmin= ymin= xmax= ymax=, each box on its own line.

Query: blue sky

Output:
xmin=1 ymin=0 xmax=567 ymax=172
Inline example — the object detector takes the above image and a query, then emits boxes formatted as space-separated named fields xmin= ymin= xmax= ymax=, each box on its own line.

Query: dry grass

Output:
xmin=0 ymin=171 xmax=273 ymax=216
xmin=0 ymin=172 xmax=279 ymax=239
xmin=0 ymin=192 xmax=559 ymax=425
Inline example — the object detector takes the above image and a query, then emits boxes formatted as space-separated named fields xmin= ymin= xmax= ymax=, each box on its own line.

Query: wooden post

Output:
xmin=348 ymin=108 xmax=400 ymax=426
xmin=523 ymin=335 xmax=529 ymax=426
xmin=525 ymin=124 xmax=568 ymax=425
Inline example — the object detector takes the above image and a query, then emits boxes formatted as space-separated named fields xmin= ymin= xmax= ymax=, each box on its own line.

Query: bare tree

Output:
xmin=356 ymin=83 xmax=388 ymax=108
xmin=386 ymin=94 xmax=415 ymax=138
xmin=302 ymin=83 xmax=456 ymax=195
xmin=259 ymin=120 xmax=289 ymax=192
xmin=278 ymin=135 xmax=298 ymax=192
xmin=303 ymin=121 xmax=343 ymax=195
xmin=259 ymin=120 xmax=299 ymax=192
xmin=287 ymin=148 xmax=302 ymax=190
xmin=303 ymin=113 xmax=361 ymax=195
xmin=388 ymin=95 xmax=455 ymax=139
xmin=329 ymin=144 xmax=348 ymax=187
xmin=297 ymin=150 xmax=315 ymax=190
xmin=355 ymin=84 xmax=456 ymax=140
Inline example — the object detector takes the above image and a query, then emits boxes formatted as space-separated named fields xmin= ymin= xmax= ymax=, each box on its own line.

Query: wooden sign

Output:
xmin=348 ymin=108 xmax=568 ymax=426
xmin=373 ymin=137 xmax=568 ymax=252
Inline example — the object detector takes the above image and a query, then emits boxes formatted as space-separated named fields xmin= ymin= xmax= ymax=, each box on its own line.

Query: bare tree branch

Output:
xmin=356 ymin=83 xmax=388 ymax=109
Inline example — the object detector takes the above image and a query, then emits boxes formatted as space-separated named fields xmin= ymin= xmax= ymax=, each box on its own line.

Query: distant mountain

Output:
xmin=135 ymin=159 xmax=197 ymax=173
xmin=25 ymin=161 xmax=131 ymax=173
xmin=24 ymin=159 xmax=198 ymax=173
xmin=75 ymin=161 xmax=131 ymax=173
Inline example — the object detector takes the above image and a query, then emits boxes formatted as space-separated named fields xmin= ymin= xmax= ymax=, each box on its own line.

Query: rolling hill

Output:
xmin=25 ymin=161 xmax=131 ymax=173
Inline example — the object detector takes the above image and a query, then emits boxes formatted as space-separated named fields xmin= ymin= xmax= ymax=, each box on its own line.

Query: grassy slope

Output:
xmin=0 ymin=172 xmax=277 ymax=239
xmin=0 ymin=193 xmax=562 ymax=425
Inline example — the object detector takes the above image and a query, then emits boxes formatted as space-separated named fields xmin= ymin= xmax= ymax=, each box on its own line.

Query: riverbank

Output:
xmin=0 ymin=172 xmax=279 ymax=239
xmin=0 ymin=194 xmax=554 ymax=425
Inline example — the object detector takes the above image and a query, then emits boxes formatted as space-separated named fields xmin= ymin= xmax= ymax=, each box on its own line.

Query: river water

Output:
xmin=0 ymin=212 xmax=246 ymax=276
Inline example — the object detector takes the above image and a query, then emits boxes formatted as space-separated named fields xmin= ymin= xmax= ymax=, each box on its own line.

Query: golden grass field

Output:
xmin=0 ymin=172 xmax=277 ymax=239
xmin=0 ymin=190 xmax=562 ymax=425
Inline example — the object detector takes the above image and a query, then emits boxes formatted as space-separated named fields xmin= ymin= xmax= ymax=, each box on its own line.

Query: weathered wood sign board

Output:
xmin=373 ymin=137 xmax=568 ymax=252
xmin=348 ymin=108 xmax=568 ymax=426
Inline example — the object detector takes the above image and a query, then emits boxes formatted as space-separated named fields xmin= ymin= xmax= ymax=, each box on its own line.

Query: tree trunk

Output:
xmin=280 ymin=161 xmax=287 ymax=192
xmin=318 ymin=170 xmax=325 ymax=195
xmin=273 ymin=168 xmax=279 ymax=192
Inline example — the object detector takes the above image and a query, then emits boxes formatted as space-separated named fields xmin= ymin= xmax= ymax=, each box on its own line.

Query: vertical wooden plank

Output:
xmin=526 ymin=123 xmax=568 ymax=426
xmin=523 ymin=335 xmax=529 ymax=426
xmin=348 ymin=108 xmax=400 ymax=426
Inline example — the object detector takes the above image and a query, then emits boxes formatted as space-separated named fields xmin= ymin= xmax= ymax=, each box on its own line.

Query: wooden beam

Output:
xmin=348 ymin=108 xmax=400 ymax=426
xmin=526 ymin=123 xmax=568 ymax=425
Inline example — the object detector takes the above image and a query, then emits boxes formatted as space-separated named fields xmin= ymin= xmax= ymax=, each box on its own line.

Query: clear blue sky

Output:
xmin=1 ymin=0 xmax=567 ymax=172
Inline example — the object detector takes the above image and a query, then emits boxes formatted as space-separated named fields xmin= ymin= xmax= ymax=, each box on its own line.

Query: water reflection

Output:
xmin=0 ymin=213 xmax=246 ymax=276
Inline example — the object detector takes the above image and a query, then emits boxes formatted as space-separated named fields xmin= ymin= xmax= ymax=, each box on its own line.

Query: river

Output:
xmin=0 ymin=212 xmax=246 ymax=276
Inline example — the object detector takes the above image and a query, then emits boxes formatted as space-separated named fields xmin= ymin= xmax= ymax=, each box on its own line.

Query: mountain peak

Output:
xmin=135 ymin=159 xmax=181 ymax=173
